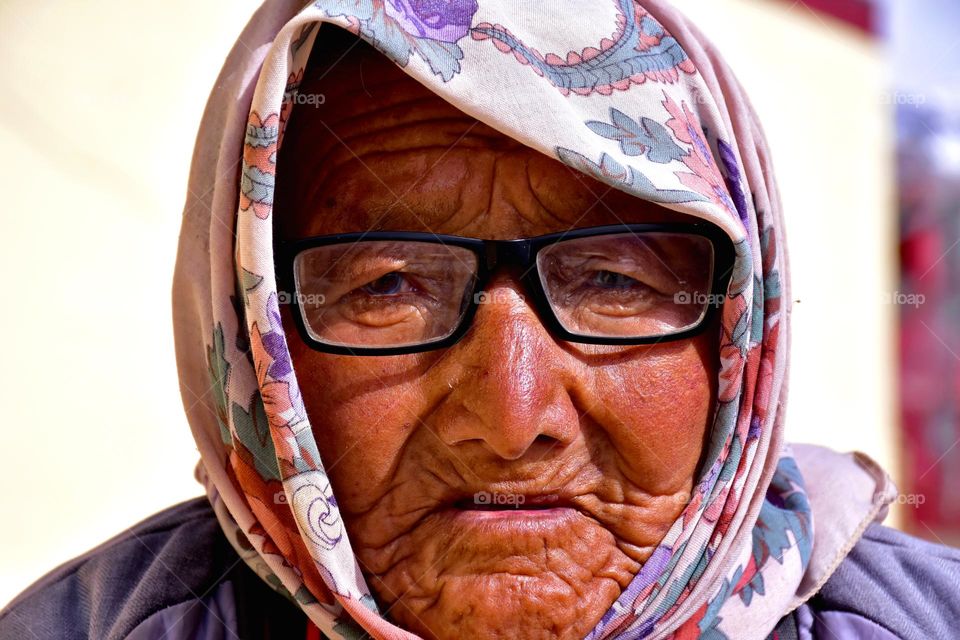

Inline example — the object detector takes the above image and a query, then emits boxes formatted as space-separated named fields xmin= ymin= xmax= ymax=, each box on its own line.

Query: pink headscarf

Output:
xmin=173 ymin=1 xmax=897 ymax=637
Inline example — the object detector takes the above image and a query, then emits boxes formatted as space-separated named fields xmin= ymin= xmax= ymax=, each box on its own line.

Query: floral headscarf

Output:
xmin=172 ymin=1 xmax=898 ymax=637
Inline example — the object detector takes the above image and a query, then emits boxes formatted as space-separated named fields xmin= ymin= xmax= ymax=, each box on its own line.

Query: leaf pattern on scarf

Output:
xmin=315 ymin=0 xmax=478 ymax=81
xmin=555 ymin=146 xmax=708 ymax=205
xmin=232 ymin=390 xmax=281 ymax=482
xmin=471 ymin=0 xmax=696 ymax=96
xmin=240 ymin=112 xmax=279 ymax=220
xmin=586 ymin=107 xmax=686 ymax=162
xmin=206 ymin=323 xmax=232 ymax=446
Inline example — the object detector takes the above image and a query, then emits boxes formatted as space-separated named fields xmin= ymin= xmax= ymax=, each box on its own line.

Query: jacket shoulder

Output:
xmin=0 ymin=497 xmax=239 ymax=640
xmin=805 ymin=521 xmax=960 ymax=639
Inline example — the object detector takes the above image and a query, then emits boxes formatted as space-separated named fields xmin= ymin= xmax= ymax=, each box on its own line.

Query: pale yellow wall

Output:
xmin=0 ymin=1 xmax=898 ymax=606
xmin=0 ymin=0 xmax=264 ymax=607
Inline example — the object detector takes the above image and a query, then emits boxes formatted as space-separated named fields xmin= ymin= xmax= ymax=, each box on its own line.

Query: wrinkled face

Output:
xmin=275 ymin=42 xmax=718 ymax=640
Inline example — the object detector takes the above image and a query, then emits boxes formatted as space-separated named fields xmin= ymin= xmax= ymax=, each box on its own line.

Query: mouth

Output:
xmin=450 ymin=493 xmax=572 ymax=511
xmin=440 ymin=493 xmax=580 ymax=531
xmin=431 ymin=491 xmax=593 ymax=535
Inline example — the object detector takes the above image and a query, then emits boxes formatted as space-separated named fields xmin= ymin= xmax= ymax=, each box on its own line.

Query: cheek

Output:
xmin=281 ymin=307 xmax=425 ymax=508
xmin=591 ymin=338 xmax=716 ymax=492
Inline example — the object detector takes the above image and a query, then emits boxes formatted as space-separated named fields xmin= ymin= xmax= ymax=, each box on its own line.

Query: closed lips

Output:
xmin=451 ymin=494 xmax=572 ymax=510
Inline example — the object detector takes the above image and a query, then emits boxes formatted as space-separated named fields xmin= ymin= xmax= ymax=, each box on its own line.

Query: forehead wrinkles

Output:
xmin=295 ymin=61 xmax=508 ymax=144
xmin=278 ymin=68 xmax=517 ymax=180
xmin=277 ymin=56 xmax=698 ymax=239
xmin=276 ymin=69 xmax=527 ymax=236
xmin=287 ymin=147 xmax=492 ymax=236
xmin=291 ymin=110 xmax=510 ymax=184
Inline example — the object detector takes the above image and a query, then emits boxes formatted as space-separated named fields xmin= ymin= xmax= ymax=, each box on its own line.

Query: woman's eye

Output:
xmin=589 ymin=270 xmax=640 ymax=289
xmin=360 ymin=272 xmax=409 ymax=295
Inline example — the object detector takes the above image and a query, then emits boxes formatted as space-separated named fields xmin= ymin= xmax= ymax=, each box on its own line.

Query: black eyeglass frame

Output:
xmin=275 ymin=222 xmax=735 ymax=356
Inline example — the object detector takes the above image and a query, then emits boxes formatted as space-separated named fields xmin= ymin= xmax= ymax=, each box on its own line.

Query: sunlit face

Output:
xmin=275 ymin=40 xmax=718 ymax=640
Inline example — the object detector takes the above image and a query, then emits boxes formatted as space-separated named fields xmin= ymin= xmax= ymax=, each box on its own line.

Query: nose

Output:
xmin=432 ymin=271 xmax=580 ymax=460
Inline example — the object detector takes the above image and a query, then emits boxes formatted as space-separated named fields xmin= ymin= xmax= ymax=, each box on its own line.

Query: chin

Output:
xmin=361 ymin=506 xmax=640 ymax=640
xmin=384 ymin=570 xmax=622 ymax=640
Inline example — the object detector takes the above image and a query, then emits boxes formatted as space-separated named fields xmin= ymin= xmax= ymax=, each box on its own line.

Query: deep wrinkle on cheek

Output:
xmin=582 ymin=340 xmax=715 ymax=481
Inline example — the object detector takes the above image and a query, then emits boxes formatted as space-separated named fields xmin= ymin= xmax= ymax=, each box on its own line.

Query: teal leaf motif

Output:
xmin=332 ymin=616 xmax=370 ymax=640
xmin=765 ymin=270 xmax=782 ymax=301
xmin=469 ymin=0 xmax=693 ymax=95
xmin=294 ymin=585 xmax=318 ymax=605
xmin=359 ymin=593 xmax=379 ymax=611
xmin=295 ymin=427 xmax=323 ymax=472
xmin=740 ymin=457 xmax=812 ymax=607
xmin=239 ymin=267 xmax=264 ymax=306
xmin=718 ymin=434 xmax=743 ymax=483
xmin=703 ymin=401 xmax=737 ymax=468
xmin=727 ymin=240 xmax=753 ymax=298
xmin=330 ymin=596 xmax=381 ymax=640
xmin=291 ymin=23 xmax=318 ymax=56
xmin=265 ymin=573 xmax=294 ymax=601
xmin=760 ymin=226 xmax=782 ymax=302
xmin=240 ymin=166 xmax=275 ymax=207
xmin=245 ymin=120 xmax=278 ymax=148
xmin=412 ymin=37 xmax=464 ymax=81
xmin=316 ymin=0 xmax=475 ymax=82
xmin=555 ymin=146 xmax=708 ymax=205
xmin=358 ymin=4 xmax=415 ymax=67
xmin=556 ymin=147 xmax=624 ymax=182
xmin=697 ymin=565 xmax=740 ymax=639
xmin=231 ymin=391 xmax=281 ymax=481
xmin=316 ymin=0 xmax=374 ymax=21
xmin=729 ymin=302 xmax=751 ymax=350
xmin=586 ymin=108 xmax=685 ymax=163
xmin=751 ymin=273 xmax=764 ymax=345
xmin=207 ymin=324 xmax=232 ymax=446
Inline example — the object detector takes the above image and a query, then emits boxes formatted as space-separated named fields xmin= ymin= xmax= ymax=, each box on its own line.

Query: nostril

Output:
xmin=489 ymin=432 xmax=564 ymax=461
xmin=531 ymin=433 xmax=563 ymax=451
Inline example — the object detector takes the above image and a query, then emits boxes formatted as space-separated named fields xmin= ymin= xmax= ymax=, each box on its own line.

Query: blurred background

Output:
xmin=1 ymin=0 xmax=958 ymax=607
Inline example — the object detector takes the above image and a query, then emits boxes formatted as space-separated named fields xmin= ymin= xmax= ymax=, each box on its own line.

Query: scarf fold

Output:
xmin=172 ymin=1 xmax=897 ymax=638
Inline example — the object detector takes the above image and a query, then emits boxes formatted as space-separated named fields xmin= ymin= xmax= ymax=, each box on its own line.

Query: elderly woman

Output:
xmin=2 ymin=1 xmax=958 ymax=639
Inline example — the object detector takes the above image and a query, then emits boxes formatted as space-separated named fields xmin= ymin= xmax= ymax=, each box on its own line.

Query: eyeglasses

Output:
xmin=275 ymin=223 xmax=734 ymax=355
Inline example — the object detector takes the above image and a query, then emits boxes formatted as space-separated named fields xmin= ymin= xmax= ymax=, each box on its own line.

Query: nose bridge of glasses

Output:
xmin=465 ymin=238 xmax=537 ymax=317
xmin=483 ymin=237 xmax=532 ymax=272
xmin=473 ymin=238 xmax=539 ymax=307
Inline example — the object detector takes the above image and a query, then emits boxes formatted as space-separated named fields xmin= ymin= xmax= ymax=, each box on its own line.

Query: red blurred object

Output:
xmin=896 ymin=112 xmax=960 ymax=545
xmin=778 ymin=0 xmax=876 ymax=35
